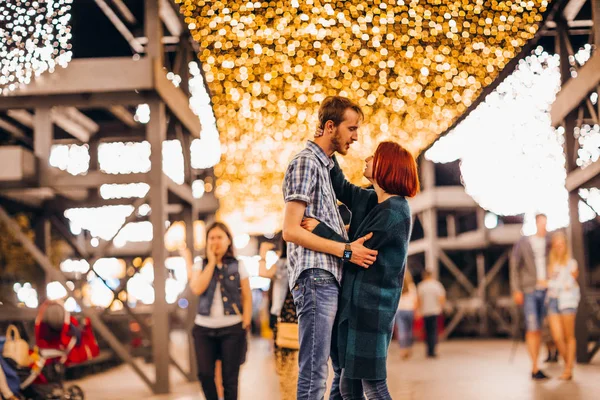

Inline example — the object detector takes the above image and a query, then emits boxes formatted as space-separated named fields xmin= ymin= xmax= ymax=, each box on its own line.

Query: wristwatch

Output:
xmin=342 ymin=243 xmax=352 ymax=261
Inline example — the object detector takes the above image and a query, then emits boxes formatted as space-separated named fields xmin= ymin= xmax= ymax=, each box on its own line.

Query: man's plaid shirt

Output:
xmin=283 ymin=141 xmax=349 ymax=290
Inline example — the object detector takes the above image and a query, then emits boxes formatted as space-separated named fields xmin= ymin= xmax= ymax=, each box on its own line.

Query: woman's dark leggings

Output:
xmin=192 ymin=323 xmax=246 ymax=400
xmin=339 ymin=369 xmax=392 ymax=400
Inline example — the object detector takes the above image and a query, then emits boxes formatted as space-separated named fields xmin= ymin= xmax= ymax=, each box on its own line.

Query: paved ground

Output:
xmin=71 ymin=337 xmax=600 ymax=400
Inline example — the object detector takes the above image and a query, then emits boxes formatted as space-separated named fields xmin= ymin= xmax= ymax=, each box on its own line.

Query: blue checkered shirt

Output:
xmin=283 ymin=141 xmax=349 ymax=289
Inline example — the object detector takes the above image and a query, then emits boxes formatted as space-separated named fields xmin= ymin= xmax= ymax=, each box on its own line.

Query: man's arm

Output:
xmin=282 ymin=200 xmax=377 ymax=268
xmin=509 ymin=240 xmax=523 ymax=305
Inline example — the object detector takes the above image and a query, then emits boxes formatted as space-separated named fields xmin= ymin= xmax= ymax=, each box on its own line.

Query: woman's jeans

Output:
xmin=395 ymin=310 xmax=414 ymax=349
xmin=339 ymin=369 xmax=392 ymax=400
xmin=192 ymin=323 xmax=246 ymax=400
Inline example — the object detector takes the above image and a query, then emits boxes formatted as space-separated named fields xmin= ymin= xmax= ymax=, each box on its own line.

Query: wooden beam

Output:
xmin=408 ymin=186 xmax=478 ymax=214
xmin=565 ymin=158 xmax=600 ymax=192
xmin=551 ymin=52 xmax=600 ymax=127
xmin=154 ymin=59 xmax=201 ymax=138
xmin=147 ymin=97 xmax=170 ymax=394
xmin=0 ymin=117 xmax=32 ymax=146
xmin=94 ymin=0 xmax=144 ymax=53
xmin=110 ymin=0 xmax=137 ymax=24
xmin=34 ymin=108 xmax=53 ymax=186
xmin=166 ymin=175 xmax=195 ymax=205
xmin=1 ymin=58 xmax=153 ymax=98
xmin=438 ymin=249 xmax=476 ymax=294
xmin=51 ymin=107 xmax=100 ymax=143
xmin=440 ymin=307 xmax=466 ymax=341
xmin=159 ymin=0 xmax=183 ymax=37
xmin=563 ymin=0 xmax=588 ymax=21
xmin=107 ymin=106 xmax=138 ymax=128
xmin=52 ymin=171 xmax=149 ymax=188
xmin=0 ymin=91 xmax=153 ymax=110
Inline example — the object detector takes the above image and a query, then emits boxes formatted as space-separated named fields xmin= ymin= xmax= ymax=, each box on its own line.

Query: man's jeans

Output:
xmin=292 ymin=268 xmax=339 ymax=400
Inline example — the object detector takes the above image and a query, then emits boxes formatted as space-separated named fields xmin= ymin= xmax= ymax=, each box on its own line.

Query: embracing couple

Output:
xmin=282 ymin=96 xmax=420 ymax=400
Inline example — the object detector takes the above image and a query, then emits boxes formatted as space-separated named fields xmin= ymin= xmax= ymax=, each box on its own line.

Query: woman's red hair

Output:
xmin=372 ymin=141 xmax=420 ymax=197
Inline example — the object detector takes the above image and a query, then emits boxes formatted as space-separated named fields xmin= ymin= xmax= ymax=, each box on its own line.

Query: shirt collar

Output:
xmin=306 ymin=141 xmax=334 ymax=170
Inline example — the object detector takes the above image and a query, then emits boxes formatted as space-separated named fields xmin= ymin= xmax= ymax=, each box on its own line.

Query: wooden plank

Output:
xmin=0 ymin=117 xmax=32 ymax=146
xmin=154 ymin=59 xmax=201 ymax=138
xmin=147 ymin=97 xmax=170 ymax=394
xmin=110 ymin=0 xmax=137 ymax=24
xmin=408 ymin=186 xmax=478 ymax=214
xmin=551 ymin=52 xmax=600 ymax=127
xmin=440 ymin=307 xmax=466 ymax=341
xmin=0 ymin=91 xmax=152 ymax=110
xmin=160 ymin=0 xmax=183 ymax=37
xmin=563 ymin=0 xmax=588 ymax=21
xmin=94 ymin=0 xmax=144 ymax=53
xmin=566 ymin=158 xmax=600 ymax=192
xmin=1 ymin=58 xmax=153 ymax=98
xmin=108 ymin=106 xmax=138 ymax=128
xmin=166 ymin=174 xmax=195 ymax=205
xmin=438 ymin=249 xmax=476 ymax=294
xmin=52 ymin=171 xmax=149 ymax=188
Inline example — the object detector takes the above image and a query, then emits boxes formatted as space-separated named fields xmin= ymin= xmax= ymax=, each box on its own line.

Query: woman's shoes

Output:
xmin=558 ymin=370 xmax=573 ymax=381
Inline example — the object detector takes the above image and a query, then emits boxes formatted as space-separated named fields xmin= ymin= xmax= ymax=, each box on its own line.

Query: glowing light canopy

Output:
xmin=0 ymin=0 xmax=73 ymax=94
xmin=178 ymin=0 xmax=550 ymax=232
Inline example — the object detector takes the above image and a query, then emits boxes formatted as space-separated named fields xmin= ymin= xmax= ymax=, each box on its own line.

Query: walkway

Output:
xmin=71 ymin=337 xmax=600 ymax=400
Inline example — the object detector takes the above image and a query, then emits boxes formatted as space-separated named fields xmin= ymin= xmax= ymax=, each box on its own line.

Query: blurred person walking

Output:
xmin=258 ymin=239 xmax=300 ymax=400
xmin=184 ymin=222 xmax=253 ymax=400
xmin=510 ymin=213 xmax=552 ymax=380
xmin=395 ymin=270 xmax=418 ymax=360
xmin=417 ymin=270 xmax=446 ymax=358
xmin=546 ymin=231 xmax=580 ymax=380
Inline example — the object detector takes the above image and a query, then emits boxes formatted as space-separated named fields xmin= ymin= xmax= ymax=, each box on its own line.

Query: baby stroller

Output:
xmin=16 ymin=300 xmax=99 ymax=400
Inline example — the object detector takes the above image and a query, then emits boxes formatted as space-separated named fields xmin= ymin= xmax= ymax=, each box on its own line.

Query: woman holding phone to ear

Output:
xmin=185 ymin=222 xmax=252 ymax=400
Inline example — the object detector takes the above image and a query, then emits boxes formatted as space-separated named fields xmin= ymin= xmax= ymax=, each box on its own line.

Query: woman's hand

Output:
xmin=242 ymin=313 xmax=252 ymax=330
xmin=301 ymin=217 xmax=320 ymax=232
xmin=206 ymin=244 xmax=217 ymax=266
xmin=259 ymin=242 xmax=276 ymax=260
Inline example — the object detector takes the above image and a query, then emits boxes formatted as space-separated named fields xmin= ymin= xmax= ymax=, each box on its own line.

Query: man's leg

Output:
xmin=424 ymin=316 xmax=436 ymax=357
xmin=293 ymin=269 xmax=339 ymax=400
xmin=524 ymin=290 xmax=547 ymax=377
xmin=330 ymin=331 xmax=343 ymax=400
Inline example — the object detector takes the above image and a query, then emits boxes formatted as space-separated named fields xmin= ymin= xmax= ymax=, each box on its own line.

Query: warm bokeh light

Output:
xmin=178 ymin=0 xmax=550 ymax=232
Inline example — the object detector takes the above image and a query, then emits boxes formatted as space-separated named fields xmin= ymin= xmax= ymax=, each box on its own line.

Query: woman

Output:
xmin=302 ymin=141 xmax=419 ymax=399
xmin=546 ymin=231 xmax=580 ymax=380
xmin=258 ymin=239 xmax=299 ymax=400
xmin=396 ymin=270 xmax=418 ymax=360
xmin=186 ymin=222 xmax=252 ymax=400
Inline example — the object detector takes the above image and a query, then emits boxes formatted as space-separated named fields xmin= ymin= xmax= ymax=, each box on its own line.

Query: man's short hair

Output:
xmin=535 ymin=213 xmax=547 ymax=222
xmin=318 ymin=96 xmax=364 ymax=129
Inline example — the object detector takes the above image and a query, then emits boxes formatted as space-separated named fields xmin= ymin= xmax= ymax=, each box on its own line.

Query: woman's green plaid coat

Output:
xmin=313 ymin=157 xmax=412 ymax=380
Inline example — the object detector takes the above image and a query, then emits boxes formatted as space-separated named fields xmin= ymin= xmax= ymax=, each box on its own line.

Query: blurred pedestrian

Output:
xmin=417 ymin=270 xmax=446 ymax=358
xmin=396 ymin=270 xmax=418 ymax=360
xmin=547 ymin=231 xmax=580 ymax=380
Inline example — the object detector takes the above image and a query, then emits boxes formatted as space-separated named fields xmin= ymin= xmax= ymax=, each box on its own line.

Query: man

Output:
xmin=282 ymin=96 xmax=378 ymax=400
xmin=417 ymin=270 xmax=446 ymax=358
xmin=510 ymin=213 xmax=551 ymax=380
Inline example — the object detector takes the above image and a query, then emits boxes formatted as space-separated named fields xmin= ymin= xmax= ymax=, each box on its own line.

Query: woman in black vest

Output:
xmin=187 ymin=222 xmax=252 ymax=400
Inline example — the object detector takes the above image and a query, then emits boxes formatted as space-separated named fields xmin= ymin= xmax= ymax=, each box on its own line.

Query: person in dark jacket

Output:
xmin=301 ymin=141 xmax=419 ymax=400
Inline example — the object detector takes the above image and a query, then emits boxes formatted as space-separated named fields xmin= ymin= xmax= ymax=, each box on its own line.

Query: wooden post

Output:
xmin=34 ymin=107 xmax=52 ymax=186
xmin=476 ymin=252 xmax=488 ymax=336
xmin=421 ymin=158 xmax=439 ymax=279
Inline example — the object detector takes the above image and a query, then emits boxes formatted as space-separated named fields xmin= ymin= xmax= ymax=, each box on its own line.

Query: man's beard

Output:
xmin=331 ymin=130 xmax=346 ymax=155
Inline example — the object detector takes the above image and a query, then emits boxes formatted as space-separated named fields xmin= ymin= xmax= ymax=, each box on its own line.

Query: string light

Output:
xmin=177 ymin=0 xmax=549 ymax=233
xmin=0 ymin=0 xmax=73 ymax=94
